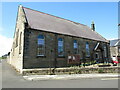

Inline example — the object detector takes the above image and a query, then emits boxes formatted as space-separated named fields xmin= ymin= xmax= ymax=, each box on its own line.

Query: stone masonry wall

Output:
xmin=23 ymin=29 xmax=110 ymax=69
xmin=9 ymin=5 xmax=26 ymax=73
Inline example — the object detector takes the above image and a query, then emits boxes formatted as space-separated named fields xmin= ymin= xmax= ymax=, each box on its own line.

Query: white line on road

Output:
xmin=101 ymin=78 xmax=119 ymax=80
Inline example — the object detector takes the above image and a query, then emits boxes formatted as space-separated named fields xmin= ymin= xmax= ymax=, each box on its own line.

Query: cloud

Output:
xmin=0 ymin=34 xmax=13 ymax=57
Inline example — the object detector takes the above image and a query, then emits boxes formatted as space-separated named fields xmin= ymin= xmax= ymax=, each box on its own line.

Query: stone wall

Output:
xmin=110 ymin=46 xmax=118 ymax=57
xmin=22 ymin=66 xmax=119 ymax=75
xmin=8 ymin=5 xmax=26 ymax=73
xmin=23 ymin=28 xmax=110 ymax=69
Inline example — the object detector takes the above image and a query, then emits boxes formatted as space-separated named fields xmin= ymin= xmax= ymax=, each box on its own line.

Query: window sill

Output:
xmin=37 ymin=55 xmax=46 ymax=58
xmin=86 ymin=56 xmax=90 ymax=58
xmin=57 ymin=56 xmax=65 ymax=58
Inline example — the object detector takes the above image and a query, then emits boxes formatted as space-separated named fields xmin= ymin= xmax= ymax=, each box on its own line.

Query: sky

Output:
xmin=0 ymin=2 xmax=118 ymax=56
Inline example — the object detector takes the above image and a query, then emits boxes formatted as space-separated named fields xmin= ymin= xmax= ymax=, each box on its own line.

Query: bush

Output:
xmin=74 ymin=69 xmax=82 ymax=74
xmin=98 ymin=69 xmax=104 ymax=73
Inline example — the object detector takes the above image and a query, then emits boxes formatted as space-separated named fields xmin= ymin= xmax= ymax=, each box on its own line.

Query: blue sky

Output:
xmin=2 ymin=2 xmax=118 ymax=39
xmin=0 ymin=2 xmax=118 ymax=56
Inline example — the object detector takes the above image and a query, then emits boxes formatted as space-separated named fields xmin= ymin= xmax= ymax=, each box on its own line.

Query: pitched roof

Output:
xmin=22 ymin=6 xmax=108 ymax=42
xmin=110 ymin=39 xmax=120 ymax=46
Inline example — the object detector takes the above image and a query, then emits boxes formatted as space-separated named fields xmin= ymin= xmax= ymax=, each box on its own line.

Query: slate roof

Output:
xmin=110 ymin=39 xmax=120 ymax=46
xmin=22 ymin=6 xmax=108 ymax=42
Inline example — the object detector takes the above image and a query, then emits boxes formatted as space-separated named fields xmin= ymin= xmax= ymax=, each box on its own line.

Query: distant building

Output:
xmin=8 ymin=5 xmax=110 ymax=74
xmin=110 ymin=39 xmax=120 ymax=57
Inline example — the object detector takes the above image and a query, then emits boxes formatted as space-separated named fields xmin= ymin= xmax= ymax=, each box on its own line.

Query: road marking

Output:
xmin=101 ymin=78 xmax=120 ymax=80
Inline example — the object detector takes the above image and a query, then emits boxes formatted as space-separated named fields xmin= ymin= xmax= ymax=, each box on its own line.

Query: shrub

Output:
xmin=98 ymin=69 xmax=104 ymax=73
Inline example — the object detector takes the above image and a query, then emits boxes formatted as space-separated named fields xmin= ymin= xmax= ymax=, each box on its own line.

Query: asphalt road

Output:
xmin=0 ymin=59 xmax=2 ymax=90
xmin=1 ymin=59 xmax=119 ymax=88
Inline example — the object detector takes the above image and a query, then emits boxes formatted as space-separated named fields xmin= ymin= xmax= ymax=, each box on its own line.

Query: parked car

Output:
xmin=111 ymin=56 xmax=118 ymax=65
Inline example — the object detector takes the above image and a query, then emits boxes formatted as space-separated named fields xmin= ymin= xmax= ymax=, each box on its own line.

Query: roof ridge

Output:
xmin=23 ymin=6 xmax=87 ymax=26
xmin=86 ymin=26 xmax=108 ymax=42
xmin=22 ymin=6 xmax=108 ymax=42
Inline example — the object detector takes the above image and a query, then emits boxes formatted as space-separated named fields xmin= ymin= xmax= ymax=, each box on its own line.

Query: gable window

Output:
xmin=73 ymin=40 xmax=78 ymax=54
xmin=104 ymin=45 xmax=107 ymax=57
xmin=86 ymin=42 xmax=90 ymax=57
xmin=16 ymin=30 xmax=19 ymax=47
xmin=37 ymin=35 xmax=45 ymax=56
xmin=58 ymin=38 xmax=64 ymax=56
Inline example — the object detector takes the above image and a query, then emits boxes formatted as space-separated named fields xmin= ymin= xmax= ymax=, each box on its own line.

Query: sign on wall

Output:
xmin=68 ymin=55 xmax=80 ymax=64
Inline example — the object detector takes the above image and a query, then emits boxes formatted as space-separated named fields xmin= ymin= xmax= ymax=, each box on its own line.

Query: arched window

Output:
xmin=16 ymin=30 xmax=19 ymax=47
xmin=73 ymin=40 xmax=78 ymax=54
xmin=58 ymin=38 xmax=64 ymax=56
xmin=86 ymin=42 xmax=90 ymax=57
xmin=37 ymin=35 xmax=45 ymax=56
xmin=19 ymin=32 xmax=22 ymax=54
xmin=104 ymin=45 xmax=107 ymax=57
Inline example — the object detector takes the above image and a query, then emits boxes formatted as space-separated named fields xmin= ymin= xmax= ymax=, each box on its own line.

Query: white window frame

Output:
xmin=37 ymin=35 xmax=45 ymax=56
xmin=86 ymin=42 xmax=90 ymax=57
xmin=58 ymin=38 xmax=64 ymax=56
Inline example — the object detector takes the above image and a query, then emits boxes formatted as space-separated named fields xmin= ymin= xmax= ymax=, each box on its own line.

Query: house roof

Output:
xmin=110 ymin=39 xmax=120 ymax=46
xmin=22 ymin=6 xmax=108 ymax=42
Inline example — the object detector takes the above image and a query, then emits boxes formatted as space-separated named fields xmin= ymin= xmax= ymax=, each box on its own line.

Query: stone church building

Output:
xmin=8 ymin=5 xmax=110 ymax=73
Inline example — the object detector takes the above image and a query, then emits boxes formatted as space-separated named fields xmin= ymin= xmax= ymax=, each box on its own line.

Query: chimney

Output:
xmin=91 ymin=21 xmax=95 ymax=31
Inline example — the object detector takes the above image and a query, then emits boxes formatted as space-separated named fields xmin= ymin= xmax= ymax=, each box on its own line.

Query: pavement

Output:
xmin=1 ymin=59 xmax=119 ymax=88
xmin=0 ymin=59 xmax=2 ymax=90
xmin=23 ymin=73 xmax=119 ymax=81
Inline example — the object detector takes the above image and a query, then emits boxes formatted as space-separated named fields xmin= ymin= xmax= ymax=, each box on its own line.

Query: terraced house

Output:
xmin=8 ymin=5 xmax=110 ymax=73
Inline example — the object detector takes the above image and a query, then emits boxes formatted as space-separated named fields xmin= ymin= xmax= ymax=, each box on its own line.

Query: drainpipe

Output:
xmin=53 ymin=34 xmax=57 ymax=74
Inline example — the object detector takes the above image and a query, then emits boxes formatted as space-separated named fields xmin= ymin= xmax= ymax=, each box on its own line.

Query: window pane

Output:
xmin=104 ymin=46 xmax=107 ymax=57
xmin=74 ymin=40 xmax=77 ymax=48
xmin=86 ymin=42 xmax=90 ymax=57
xmin=73 ymin=40 xmax=78 ymax=54
xmin=37 ymin=35 xmax=45 ymax=56
xmin=58 ymin=38 xmax=64 ymax=56
xmin=19 ymin=32 xmax=22 ymax=54
xmin=38 ymin=39 xmax=44 ymax=45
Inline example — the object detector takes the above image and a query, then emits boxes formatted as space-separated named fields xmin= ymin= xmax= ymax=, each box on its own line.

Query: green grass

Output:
xmin=0 ymin=57 xmax=7 ymax=59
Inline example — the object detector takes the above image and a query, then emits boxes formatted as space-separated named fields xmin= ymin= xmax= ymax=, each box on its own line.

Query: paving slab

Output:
xmin=23 ymin=73 xmax=119 ymax=81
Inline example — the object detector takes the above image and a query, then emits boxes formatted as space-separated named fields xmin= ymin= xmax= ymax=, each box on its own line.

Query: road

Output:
xmin=1 ymin=59 xmax=119 ymax=88
xmin=0 ymin=59 xmax=2 ymax=90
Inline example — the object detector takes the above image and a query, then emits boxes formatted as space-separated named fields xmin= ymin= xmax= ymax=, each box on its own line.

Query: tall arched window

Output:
xmin=86 ymin=42 xmax=90 ymax=57
xmin=37 ymin=35 xmax=45 ymax=56
xmin=58 ymin=38 xmax=64 ymax=56
xmin=16 ymin=30 xmax=19 ymax=47
xmin=73 ymin=40 xmax=78 ymax=54
xmin=104 ymin=45 xmax=107 ymax=57
xmin=19 ymin=32 xmax=22 ymax=54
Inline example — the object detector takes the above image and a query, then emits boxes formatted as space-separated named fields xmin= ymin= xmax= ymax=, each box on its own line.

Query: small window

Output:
xmin=58 ymin=38 xmax=64 ymax=56
xmin=37 ymin=35 xmax=45 ymax=56
xmin=16 ymin=30 xmax=19 ymax=47
xmin=73 ymin=40 xmax=78 ymax=54
xmin=95 ymin=53 xmax=99 ymax=59
xmin=13 ymin=42 xmax=15 ymax=56
xmin=86 ymin=42 xmax=90 ymax=57
xmin=19 ymin=32 xmax=22 ymax=54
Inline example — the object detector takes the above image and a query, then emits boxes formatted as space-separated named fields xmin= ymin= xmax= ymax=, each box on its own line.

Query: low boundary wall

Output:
xmin=22 ymin=66 xmax=120 ymax=75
